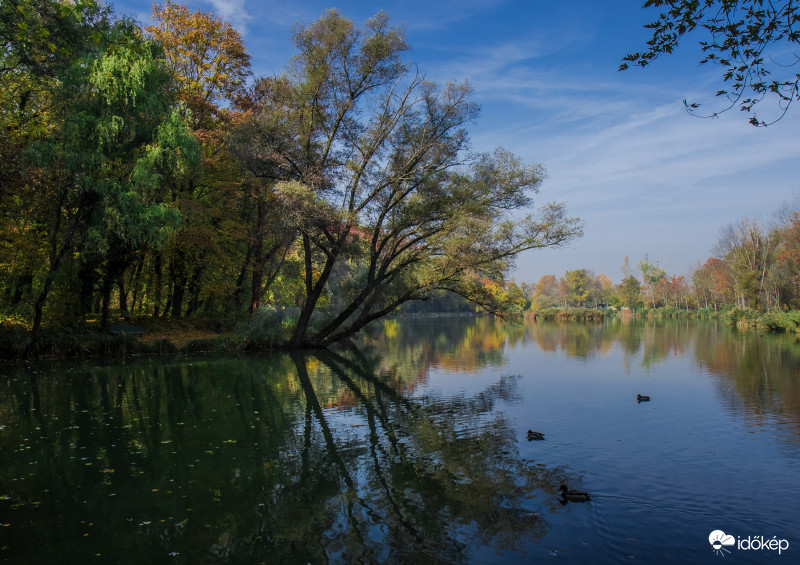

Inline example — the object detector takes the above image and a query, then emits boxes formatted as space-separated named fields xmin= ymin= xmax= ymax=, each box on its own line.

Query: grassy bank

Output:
xmin=534 ymin=307 xmax=606 ymax=320
xmin=0 ymin=306 xmax=324 ymax=360
xmin=531 ymin=306 xmax=800 ymax=334
xmin=0 ymin=325 xmax=234 ymax=361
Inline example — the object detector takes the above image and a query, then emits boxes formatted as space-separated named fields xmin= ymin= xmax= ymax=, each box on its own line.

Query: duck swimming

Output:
xmin=637 ymin=394 xmax=651 ymax=402
xmin=526 ymin=429 xmax=545 ymax=441
xmin=559 ymin=485 xmax=590 ymax=502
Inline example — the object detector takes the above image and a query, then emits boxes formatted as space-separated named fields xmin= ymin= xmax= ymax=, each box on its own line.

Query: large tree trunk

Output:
xmin=169 ymin=250 xmax=186 ymax=320
xmin=152 ymin=252 xmax=163 ymax=319
xmin=184 ymin=263 xmax=204 ymax=318
xmin=233 ymin=242 xmax=253 ymax=320
xmin=128 ymin=254 xmax=146 ymax=315
xmin=290 ymin=233 xmax=339 ymax=347
xmin=30 ymin=270 xmax=57 ymax=347
xmin=118 ymin=276 xmax=129 ymax=322
xmin=249 ymin=198 xmax=267 ymax=314
xmin=100 ymin=272 xmax=113 ymax=331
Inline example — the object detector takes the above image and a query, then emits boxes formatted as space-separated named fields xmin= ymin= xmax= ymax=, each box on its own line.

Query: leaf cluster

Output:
xmin=621 ymin=0 xmax=800 ymax=125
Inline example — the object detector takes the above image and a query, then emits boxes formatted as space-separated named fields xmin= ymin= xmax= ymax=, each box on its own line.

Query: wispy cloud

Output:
xmin=433 ymin=34 xmax=800 ymax=280
xmin=202 ymin=0 xmax=251 ymax=33
xmin=392 ymin=0 xmax=517 ymax=31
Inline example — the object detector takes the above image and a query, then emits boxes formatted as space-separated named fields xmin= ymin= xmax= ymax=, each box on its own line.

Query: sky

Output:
xmin=116 ymin=0 xmax=800 ymax=284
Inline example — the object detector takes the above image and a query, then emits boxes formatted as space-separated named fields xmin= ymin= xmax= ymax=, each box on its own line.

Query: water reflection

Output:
xmin=523 ymin=318 xmax=800 ymax=427
xmin=525 ymin=318 xmax=694 ymax=365
xmin=1 ymin=343 xmax=570 ymax=563
xmin=3 ymin=316 xmax=800 ymax=563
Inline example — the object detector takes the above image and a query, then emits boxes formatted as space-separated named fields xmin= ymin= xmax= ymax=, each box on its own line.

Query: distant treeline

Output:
xmin=523 ymin=207 xmax=800 ymax=316
xmin=523 ymin=207 xmax=800 ymax=332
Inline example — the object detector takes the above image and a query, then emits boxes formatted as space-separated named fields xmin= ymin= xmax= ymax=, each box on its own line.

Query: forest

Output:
xmin=0 ymin=0 xmax=582 ymax=354
xmin=3 ymin=1 xmax=799 ymax=359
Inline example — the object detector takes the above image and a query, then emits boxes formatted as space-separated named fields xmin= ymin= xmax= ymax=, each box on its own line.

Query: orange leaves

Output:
xmin=777 ymin=212 xmax=800 ymax=288
xmin=146 ymin=1 xmax=251 ymax=116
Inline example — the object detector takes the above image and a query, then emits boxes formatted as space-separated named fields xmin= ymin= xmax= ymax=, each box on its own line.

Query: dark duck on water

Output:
xmin=559 ymin=485 xmax=590 ymax=502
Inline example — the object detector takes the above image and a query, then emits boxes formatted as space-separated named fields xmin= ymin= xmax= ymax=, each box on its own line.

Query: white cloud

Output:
xmin=203 ymin=0 xmax=251 ymax=33
xmin=392 ymin=0 xmax=517 ymax=31
xmin=438 ymin=36 xmax=800 ymax=282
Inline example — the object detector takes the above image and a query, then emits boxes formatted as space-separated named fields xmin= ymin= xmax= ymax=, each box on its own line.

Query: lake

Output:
xmin=2 ymin=316 xmax=799 ymax=563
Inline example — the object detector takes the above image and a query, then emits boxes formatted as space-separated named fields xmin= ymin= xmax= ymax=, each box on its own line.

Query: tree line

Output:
xmin=0 ymin=1 xmax=582 ymax=349
xmin=525 ymin=203 xmax=800 ymax=313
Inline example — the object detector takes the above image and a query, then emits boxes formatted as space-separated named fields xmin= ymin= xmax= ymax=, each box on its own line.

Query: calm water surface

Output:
xmin=2 ymin=317 xmax=800 ymax=563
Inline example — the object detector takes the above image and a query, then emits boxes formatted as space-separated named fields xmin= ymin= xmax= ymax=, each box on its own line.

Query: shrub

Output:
xmin=758 ymin=311 xmax=800 ymax=333
xmin=535 ymin=307 xmax=604 ymax=320
xmin=722 ymin=308 xmax=759 ymax=327
xmin=150 ymin=338 xmax=179 ymax=354
xmin=239 ymin=306 xmax=299 ymax=349
xmin=183 ymin=336 xmax=238 ymax=354
xmin=695 ymin=307 xmax=722 ymax=319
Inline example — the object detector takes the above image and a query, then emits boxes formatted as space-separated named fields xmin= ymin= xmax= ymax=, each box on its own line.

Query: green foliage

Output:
xmin=756 ymin=310 xmax=800 ymax=333
xmin=2 ymin=4 xmax=200 ymax=339
xmin=240 ymin=306 xmax=300 ymax=349
xmin=563 ymin=269 xmax=591 ymax=306
xmin=150 ymin=337 xmax=179 ymax=354
xmin=233 ymin=10 xmax=583 ymax=347
xmin=695 ymin=307 xmax=723 ymax=319
xmin=536 ymin=307 xmax=604 ymax=321
xmin=182 ymin=336 xmax=238 ymax=353
xmin=617 ymin=275 xmax=642 ymax=309
xmin=644 ymin=306 xmax=690 ymax=319
xmin=721 ymin=307 xmax=759 ymax=326
xmin=0 ymin=326 xmax=162 ymax=359
xmin=1 ymin=4 xmax=584 ymax=354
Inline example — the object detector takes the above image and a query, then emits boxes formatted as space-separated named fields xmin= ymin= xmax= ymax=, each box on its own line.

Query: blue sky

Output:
xmin=117 ymin=0 xmax=800 ymax=284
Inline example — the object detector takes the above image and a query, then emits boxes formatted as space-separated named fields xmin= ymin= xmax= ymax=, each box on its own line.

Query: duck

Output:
xmin=526 ymin=429 xmax=545 ymax=441
xmin=559 ymin=485 xmax=590 ymax=502
xmin=637 ymin=394 xmax=651 ymax=402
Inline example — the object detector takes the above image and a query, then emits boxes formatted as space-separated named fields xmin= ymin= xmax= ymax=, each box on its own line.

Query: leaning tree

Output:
xmin=232 ymin=10 xmax=583 ymax=347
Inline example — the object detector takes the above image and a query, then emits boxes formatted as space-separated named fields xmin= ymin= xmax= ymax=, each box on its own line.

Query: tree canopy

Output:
xmin=231 ymin=9 xmax=582 ymax=347
xmin=621 ymin=0 xmax=800 ymax=125
xmin=0 ymin=3 xmax=582 ymax=352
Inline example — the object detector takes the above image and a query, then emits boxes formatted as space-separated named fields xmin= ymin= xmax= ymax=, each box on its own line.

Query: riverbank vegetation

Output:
xmin=527 ymin=206 xmax=800 ymax=333
xmin=0 ymin=1 xmax=583 ymax=357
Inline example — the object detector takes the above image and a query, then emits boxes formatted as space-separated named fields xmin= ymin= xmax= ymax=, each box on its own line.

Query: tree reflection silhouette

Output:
xmin=1 ymin=341 xmax=576 ymax=563
xmin=288 ymin=348 xmax=560 ymax=562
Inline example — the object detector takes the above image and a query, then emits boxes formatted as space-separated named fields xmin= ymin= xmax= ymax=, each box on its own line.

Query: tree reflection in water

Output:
xmin=528 ymin=318 xmax=800 ymax=427
xmin=5 ymin=317 xmax=799 ymax=562
xmin=0 ymin=344 xmax=571 ymax=564
xmin=283 ymin=348 xmax=558 ymax=563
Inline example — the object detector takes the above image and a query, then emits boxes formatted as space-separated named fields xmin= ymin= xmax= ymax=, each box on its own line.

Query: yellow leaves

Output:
xmin=146 ymin=1 xmax=251 ymax=111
